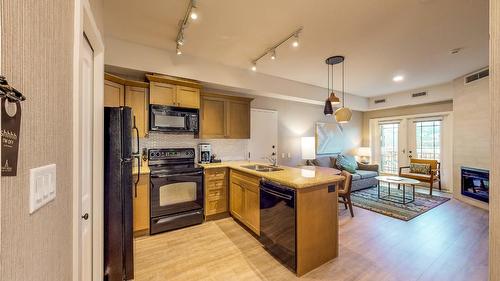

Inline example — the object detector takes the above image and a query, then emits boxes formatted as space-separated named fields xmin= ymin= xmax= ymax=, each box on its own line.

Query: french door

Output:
xmin=408 ymin=119 xmax=442 ymax=161
xmin=379 ymin=122 xmax=403 ymax=174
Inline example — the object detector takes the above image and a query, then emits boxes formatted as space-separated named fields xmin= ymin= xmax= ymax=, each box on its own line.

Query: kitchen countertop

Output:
xmin=200 ymin=161 xmax=343 ymax=189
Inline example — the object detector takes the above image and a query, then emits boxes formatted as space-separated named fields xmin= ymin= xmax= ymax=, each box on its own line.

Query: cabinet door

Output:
xmin=200 ymin=96 xmax=227 ymax=138
xmin=176 ymin=86 xmax=200 ymax=109
xmin=125 ymin=86 xmax=149 ymax=138
xmin=133 ymin=174 xmax=150 ymax=236
xmin=230 ymin=179 xmax=245 ymax=222
xmin=150 ymin=81 xmax=176 ymax=106
xmin=227 ymin=100 xmax=251 ymax=139
xmin=104 ymin=79 xmax=125 ymax=107
xmin=244 ymin=182 xmax=260 ymax=235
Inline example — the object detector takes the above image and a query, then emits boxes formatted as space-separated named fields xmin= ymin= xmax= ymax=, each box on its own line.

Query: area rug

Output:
xmin=351 ymin=186 xmax=450 ymax=221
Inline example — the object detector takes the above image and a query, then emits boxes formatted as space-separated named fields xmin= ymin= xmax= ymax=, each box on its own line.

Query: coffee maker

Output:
xmin=198 ymin=143 xmax=211 ymax=164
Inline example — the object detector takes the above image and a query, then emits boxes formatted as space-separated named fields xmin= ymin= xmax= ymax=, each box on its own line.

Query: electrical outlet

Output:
xmin=281 ymin=153 xmax=285 ymax=158
xmin=29 ymin=164 xmax=56 ymax=214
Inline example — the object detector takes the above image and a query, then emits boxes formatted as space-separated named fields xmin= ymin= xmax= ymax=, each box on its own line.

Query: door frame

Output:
xmin=72 ymin=1 xmax=104 ymax=281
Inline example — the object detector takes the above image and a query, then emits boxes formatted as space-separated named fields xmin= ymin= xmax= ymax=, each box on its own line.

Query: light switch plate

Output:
xmin=29 ymin=164 xmax=56 ymax=214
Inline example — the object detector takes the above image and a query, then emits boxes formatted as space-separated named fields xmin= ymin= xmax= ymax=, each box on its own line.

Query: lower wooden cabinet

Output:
xmin=133 ymin=173 xmax=150 ymax=237
xmin=204 ymin=168 xmax=228 ymax=216
xmin=229 ymin=170 xmax=260 ymax=235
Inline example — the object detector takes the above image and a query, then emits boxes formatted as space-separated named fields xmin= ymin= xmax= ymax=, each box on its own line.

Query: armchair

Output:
xmin=399 ymin=158 xmax=441 ymax=195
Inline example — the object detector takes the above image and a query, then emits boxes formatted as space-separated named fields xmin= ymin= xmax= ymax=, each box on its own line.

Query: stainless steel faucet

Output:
xmin=264 ymin=152 xmax=278 ymax=167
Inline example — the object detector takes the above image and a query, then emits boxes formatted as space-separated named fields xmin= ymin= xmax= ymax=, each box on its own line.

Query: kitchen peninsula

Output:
xmin=201 ymin=162 xmax=343 ymax=276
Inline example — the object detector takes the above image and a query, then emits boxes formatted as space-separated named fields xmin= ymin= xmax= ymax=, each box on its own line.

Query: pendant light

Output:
xmin=323 ymin=63 xmax=333 ymax=115
xmin=334 ymin=56 xmax=352 ymax=123
xmin=328 ymin=60 xmax=340 ymax=106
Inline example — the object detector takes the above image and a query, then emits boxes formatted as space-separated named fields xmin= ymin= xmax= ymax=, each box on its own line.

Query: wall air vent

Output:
xmin=374 ymin=99 xmax=386 ymax=104
xmin=464 ymin=69 xmax=489 ymax=84
xmin=411 ymin=91 xmax=427 ymax=98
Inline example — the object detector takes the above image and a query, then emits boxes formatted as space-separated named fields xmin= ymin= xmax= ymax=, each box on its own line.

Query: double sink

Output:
xmin=241 ymin=164 xmax=284 ymax=172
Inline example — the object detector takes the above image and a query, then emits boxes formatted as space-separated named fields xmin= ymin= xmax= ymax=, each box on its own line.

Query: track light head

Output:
xmin=176 ymin=48 xmax=182 ymax=55
xmin=292 ymin=33 xmax=299 ymax=47
xmin=190 ymin=7 xmax=198 ymax=20
xmin=251 ymin=62 xmax=257 ymax=71
xmin=270 ymin=49 xmax=276 ymax=60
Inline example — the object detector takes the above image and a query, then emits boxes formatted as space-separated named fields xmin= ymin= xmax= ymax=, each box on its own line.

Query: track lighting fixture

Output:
xmin=174 ymin=0 xmax=199 ymax=54
xmin=292 ymin=33 xmax=299 ymax=48
xmin=251 ymin=62 xmax=257 ymax=72
xmin=249 ymin=27 xmax=303 ymax=71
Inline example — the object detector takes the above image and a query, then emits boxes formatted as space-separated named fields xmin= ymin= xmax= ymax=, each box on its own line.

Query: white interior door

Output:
xmin=79 ymin=34 xmax=94 ymax=281
xmin=248 ymin=109 xmax=278 ymax=163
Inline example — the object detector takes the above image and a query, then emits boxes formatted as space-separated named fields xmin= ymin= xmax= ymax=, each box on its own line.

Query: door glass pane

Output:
xmin=380 ymin=123 xmax=399 ymax=174
xmin=415 ymin=121 xmax=441 ymax=161
xmin=159 ymin=182 xmax=197 ymax=206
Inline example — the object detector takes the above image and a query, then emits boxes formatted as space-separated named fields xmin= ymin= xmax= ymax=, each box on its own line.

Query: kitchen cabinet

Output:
xmin=229 ymin=170 xmax=260 ymax=235
xmin=133 ymin=173 xmax=150 ymax=237
xmin=204 ymin=168 xmax=228 ymax=216
xmin=125 ymin=84 xmax=149 ymax=138
xmin=146 ymin=74 xmax=201 ymax=109
xmin=199 ymin=93 xmax=252 ymax=139
xmin=104 ymin=75 xmax=125 ymax=107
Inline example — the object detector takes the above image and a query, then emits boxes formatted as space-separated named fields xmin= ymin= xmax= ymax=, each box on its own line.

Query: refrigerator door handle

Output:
xmin=134 ymin=156 xmax=140 ymax=198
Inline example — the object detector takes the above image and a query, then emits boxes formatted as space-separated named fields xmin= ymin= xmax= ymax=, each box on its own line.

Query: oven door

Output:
xmin=150 ymin=170 xmax=204 ymax=218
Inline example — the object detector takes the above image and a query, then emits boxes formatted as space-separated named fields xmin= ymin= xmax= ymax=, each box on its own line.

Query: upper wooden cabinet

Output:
xmin=199 ymin=93 xmax=252 ymax=139
xmin=104 ymin=76 xmax=125 ymax=107
xmin=104 ymin=73 xmax=150 ymax=137
xmin=146 ymin=74 xmax=201 ymax=109
xmin=125 ymin=84 xmax=149 ymax=138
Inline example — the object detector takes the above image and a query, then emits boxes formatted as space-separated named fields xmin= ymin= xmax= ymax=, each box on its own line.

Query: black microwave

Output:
xmin=149 ymin=105 xmax=199 ymax=133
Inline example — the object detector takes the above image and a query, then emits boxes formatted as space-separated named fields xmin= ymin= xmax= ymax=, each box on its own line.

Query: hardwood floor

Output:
xmin=134 ymin=194 xmax=488 ymax=281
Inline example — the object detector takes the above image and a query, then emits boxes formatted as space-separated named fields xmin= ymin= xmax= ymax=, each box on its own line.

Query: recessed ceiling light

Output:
xmin=393 ymin=75 xmax=404 ymax=82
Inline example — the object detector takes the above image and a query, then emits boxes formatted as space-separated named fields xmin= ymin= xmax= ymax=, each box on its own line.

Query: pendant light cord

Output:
xmin=342 ymin=60 xmax=345 ymax=108
xmin=327 ymin=64 xmax=330 ymax=98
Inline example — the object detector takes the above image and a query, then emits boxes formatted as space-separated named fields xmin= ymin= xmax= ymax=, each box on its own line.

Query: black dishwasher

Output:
xmin=259 ymin=179 xmax=296 ymax=271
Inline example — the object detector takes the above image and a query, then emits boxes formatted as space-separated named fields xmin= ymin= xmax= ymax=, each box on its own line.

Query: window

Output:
xmin=380 ymin=123 xmax=399 ymax=174
xmin=415 ymin=120 xmax=441 ymax=161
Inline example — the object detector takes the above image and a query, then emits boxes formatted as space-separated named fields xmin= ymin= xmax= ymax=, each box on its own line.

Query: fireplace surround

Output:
xmin=461 ymin=167 xmax=489 ymax=203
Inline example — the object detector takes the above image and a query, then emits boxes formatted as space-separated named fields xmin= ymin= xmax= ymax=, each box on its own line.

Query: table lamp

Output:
xmin=357 ymin=147 xmax=371 ymax=164
xmin=301 ymin=137 xmax=316 ymax=163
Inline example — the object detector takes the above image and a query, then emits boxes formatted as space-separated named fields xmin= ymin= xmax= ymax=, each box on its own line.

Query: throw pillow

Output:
xmin=336 ymin=154 xmax=358 ymax=173
xmin=410 ymin=163 xmax=431 ymax=174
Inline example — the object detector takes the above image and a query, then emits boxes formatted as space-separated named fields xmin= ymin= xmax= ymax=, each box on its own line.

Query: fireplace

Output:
xmin=461 ymin=167 xmax=489 ymax=203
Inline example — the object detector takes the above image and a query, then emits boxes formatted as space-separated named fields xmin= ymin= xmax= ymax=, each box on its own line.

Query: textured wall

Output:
xmin=1 ymin=0 xmax=74 ymax=280
xmin=490 ymin=0 xmax=500 ymax=279
xmin=452 ymin=76 xmax=490 ymax=210
xmin=361 ymin=100 xmax=454 ymax=146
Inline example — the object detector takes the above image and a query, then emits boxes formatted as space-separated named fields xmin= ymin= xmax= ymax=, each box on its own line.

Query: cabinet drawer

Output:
xmin=206 ymin=199 xmax=227 ymax=215
xmin=205 ymin=168 xmax=227 ymax=181
xmin=207 ymin=188 xmax=226 ymax=200
xmin=206 ymin=180 xmax=225 ymax=190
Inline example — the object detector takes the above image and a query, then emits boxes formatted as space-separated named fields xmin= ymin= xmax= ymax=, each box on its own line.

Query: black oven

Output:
xmin=149 ymin=148 xmax=204 ymax=234
xmin=149 ymin=105 xmax=199 ymax=133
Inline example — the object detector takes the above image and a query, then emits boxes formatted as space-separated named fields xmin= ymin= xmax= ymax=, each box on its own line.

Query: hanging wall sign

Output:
xmin=1 ymin=98 xmax=21 ymax=176
xmin=0 ymin=76 xmax=26 ymax=177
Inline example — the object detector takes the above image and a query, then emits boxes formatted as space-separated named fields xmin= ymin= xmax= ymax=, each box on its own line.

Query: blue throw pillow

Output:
xmin=336 ymin=154 xmax=358 ymax=173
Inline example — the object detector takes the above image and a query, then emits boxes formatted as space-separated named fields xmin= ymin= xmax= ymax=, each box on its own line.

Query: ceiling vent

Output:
xmin=411 ymin=91 xmax=427 ymax=98
xmin=374 ymin=99 xmax=386 ymax=104
xmin=464 ymin=69 xmax=489 ymax=84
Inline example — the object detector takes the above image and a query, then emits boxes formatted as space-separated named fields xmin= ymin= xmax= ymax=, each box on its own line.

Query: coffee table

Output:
xmin=375 ymin=176 xmax=420 ymax=204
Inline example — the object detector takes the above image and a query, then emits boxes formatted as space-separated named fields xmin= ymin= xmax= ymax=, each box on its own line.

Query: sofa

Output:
xmin=307 ymin=155 xmax=379 ymax=192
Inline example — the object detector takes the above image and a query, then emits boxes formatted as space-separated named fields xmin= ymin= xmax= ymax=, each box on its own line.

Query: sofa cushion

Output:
xmin=351 ymin=173 xmax=362 ymax=181
xmin=400 ymin=172 xmax=432 ymax=181
xmin=336 ymin=154 xmax=358 ymax=173
xmin=312 ymin=156 xmax=334 ymax=168
xmin=355 ymin=170 xmax=378 ymax=179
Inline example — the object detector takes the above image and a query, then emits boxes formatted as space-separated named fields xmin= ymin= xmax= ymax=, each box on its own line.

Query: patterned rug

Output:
xmin=351 ymin=186 xmax=450 ymax=221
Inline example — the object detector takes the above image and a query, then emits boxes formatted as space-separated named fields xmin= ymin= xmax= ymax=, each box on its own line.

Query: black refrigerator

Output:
xmin=104 ymin=107 xmax=134 ymax=281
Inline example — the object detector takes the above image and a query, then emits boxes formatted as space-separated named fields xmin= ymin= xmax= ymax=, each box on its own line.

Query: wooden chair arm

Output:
xmin=399 ymin=166 xmax=410 ymax=175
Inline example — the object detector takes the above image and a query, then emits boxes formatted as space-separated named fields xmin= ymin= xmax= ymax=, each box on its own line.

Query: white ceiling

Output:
xmin=103 ymin=0 xmax=489 ymax=97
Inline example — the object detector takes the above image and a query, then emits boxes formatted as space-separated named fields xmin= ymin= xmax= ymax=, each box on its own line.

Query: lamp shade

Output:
xmin=357 ymin=147 xmax=371 ymax=157
xmin=323 ymin=99 xmax=333 ymax=115
xmin=335 ymin=107 xmax=352 ymax=123
xmin=301 ymin=137 xmax=316 ymax=160
xmin=329 ymin=92 xmax=340 ymax=105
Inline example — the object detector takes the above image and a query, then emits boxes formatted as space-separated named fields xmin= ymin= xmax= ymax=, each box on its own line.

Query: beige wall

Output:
xmin=250 ymin=96 xmax=363 ymax=166
xmin=89 ymin=0 xmax=104 ymax=34
xmin=361 ymin=100 xmax=454 ymax=146
xmin=0 ymin=0 xmax=74 ymax=280
xmin=452 ymin=76 xmax=490 ymax=210
xmin=490 ymin=0 xmax=500 ymax=279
